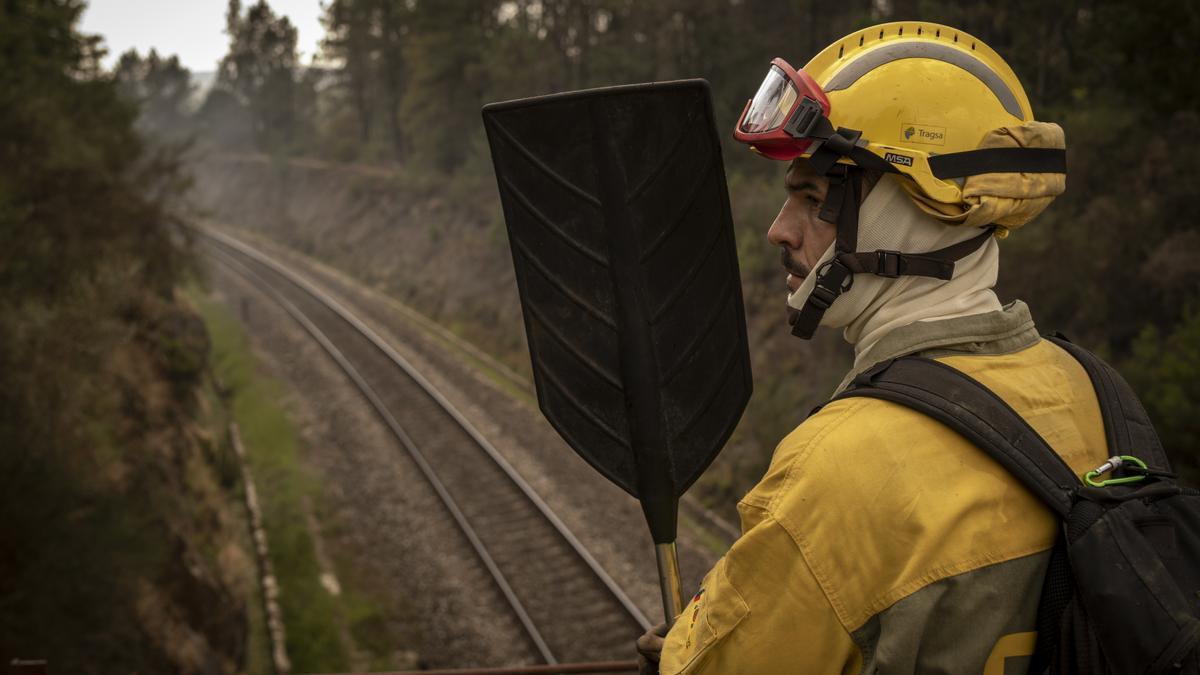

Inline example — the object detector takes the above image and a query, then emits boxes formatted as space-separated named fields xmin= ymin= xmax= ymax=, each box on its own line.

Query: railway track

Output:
xmin=200 ymin=228 xmax=652 ymax=669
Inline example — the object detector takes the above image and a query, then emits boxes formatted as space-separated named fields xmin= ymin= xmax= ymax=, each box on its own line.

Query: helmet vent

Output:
xmin=917 ymin=26 xmax=923 ymax=35
xmin=936 ymin=29 xmax=941 ymax=37
xmin=971 ymin=42 xmax=976 ymax=50
xmin=859 ymin=35 xmax=865 ymax=46
xmin=898 ymin=27 xmax=904 ymax=36
xmin=838 ymin=44 xmax=844 ymax=58
xmin=879 ymin=29 xmax=884 ymax=39
xmin=954 ymin=33 xmax=959 ymax=42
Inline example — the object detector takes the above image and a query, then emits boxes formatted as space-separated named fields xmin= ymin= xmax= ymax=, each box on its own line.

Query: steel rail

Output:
xmin=209 ymin=247 xmax=559 ymax=663
xmin=202 ymin=227 xmax=653 ymax=633
xmin=296 ymin=251 xmax=536 ymax=401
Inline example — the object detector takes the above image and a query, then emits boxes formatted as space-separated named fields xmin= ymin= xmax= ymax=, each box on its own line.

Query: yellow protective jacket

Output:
xmin=660 ymin=301 xmax=1110 ymax=674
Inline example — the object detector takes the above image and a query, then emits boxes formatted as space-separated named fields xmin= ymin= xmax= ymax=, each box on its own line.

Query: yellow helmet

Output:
xmin=734 ymin=21 xmax=1065 ymax=222
xmin=733 ymin=22 xmax=1067 ymax=340
xmin=803 ymin=21 xmax=1033 ymax=203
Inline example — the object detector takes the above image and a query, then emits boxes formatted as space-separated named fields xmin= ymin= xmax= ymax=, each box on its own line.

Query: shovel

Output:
xmin=482 ymin=79 xmax=752 ymax=625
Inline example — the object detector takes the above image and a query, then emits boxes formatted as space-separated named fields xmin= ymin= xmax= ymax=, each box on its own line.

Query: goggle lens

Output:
xmin=739 ymin=66 xmax=799 ymax=134
xmin=734 ymin=59 xmax=832 ymax=161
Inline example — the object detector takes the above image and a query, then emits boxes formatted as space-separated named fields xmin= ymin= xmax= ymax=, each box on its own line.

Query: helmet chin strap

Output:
xmin=788 ymin=129 xmax=997 ymax=340
xmin=789 ymin=160 xmax=862 ymax=339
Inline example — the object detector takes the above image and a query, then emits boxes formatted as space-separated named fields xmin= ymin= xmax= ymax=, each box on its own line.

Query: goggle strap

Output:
xmin=809 ymin=127 xmax=902 ymax=177
xmin=928 ymin=147 xmax=1067 ymax=179
xmin=784 ymin=98 xmax=831 ymax=140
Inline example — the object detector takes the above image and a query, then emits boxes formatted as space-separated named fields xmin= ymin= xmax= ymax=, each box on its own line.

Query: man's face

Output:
xmin=767 ymin=160 xmax=835 ymax=294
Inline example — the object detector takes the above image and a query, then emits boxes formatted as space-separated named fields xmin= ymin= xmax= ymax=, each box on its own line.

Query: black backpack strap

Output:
xmin=1045 ymin=335 xmax=1170 ymax=471
xmin=837 ymin=357 xmax=1079 ymax=517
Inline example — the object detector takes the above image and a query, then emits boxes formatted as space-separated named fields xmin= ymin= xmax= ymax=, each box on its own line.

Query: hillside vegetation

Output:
xmin=0 ymin=2 xmax=255 ymax=671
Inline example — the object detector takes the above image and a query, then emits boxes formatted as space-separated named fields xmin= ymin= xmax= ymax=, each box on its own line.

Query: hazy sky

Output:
xmin=81 ymin=0 xmax=326 ymax=73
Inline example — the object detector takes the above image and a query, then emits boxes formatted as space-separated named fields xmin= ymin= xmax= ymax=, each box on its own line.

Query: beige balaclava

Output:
xmin=788 ymin=173 xmax=1002 ymax=377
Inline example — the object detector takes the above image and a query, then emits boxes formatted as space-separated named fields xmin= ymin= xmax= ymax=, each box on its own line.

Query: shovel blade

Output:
xmin=483 ymin=80 xmax=752 ymax=544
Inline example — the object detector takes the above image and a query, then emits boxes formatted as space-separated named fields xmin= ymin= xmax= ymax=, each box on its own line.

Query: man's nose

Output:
xmin=767 ymin=203 xmax=802 ymax=249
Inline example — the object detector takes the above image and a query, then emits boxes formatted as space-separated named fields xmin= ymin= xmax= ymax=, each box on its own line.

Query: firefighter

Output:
xmin=637 ymin=21 xmax=1105 ymax=674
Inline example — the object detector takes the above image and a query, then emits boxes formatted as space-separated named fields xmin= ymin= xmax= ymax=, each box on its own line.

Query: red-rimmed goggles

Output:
xmin=734 ymin=58 xmax=831 ymax=161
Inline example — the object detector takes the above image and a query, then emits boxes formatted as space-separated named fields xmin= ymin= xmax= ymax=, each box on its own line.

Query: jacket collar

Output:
xmin=834 ymin=300 xmax=1040 ymax=394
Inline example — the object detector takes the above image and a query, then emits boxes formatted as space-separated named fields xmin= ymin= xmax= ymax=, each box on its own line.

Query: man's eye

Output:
xmin=806 ymin=195 xmax=821 ymax=207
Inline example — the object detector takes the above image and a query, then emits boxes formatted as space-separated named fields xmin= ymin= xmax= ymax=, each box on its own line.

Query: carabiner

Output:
xmin=1084 ymin=455 xmax=1148 ymax=488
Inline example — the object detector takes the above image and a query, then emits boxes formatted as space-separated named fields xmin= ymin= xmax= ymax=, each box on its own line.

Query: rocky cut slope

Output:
xmin=189 ymin=152 xmax=533 ymax=377
xmin=1 ymin=288 xmax=257 ymax=673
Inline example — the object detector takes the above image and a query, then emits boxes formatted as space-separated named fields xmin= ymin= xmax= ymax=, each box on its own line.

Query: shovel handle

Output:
xmin=655 ymin=541 xmax=685 ymax=626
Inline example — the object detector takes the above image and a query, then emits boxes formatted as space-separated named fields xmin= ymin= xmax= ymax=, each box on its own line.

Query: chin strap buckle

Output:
xmin=875 ymin=250 xmax=903 ymax=278
xmin=809 ymin=259 xmax=854 ymax=310
xmin=808 ymin=285 xmax=838 ymax=311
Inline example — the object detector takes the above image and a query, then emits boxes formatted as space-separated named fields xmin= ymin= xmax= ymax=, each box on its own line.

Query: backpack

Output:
xmin=833 ymin=335 xmax=1200 ymax=674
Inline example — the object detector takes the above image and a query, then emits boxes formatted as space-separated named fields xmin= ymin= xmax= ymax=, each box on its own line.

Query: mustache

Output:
xmin=780 ymin=249 xmax=810 ymax=279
